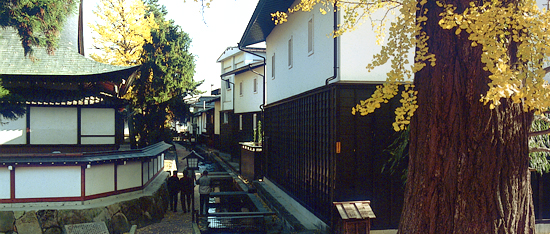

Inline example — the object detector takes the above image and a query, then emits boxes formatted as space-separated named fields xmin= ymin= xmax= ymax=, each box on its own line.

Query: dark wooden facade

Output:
xmin=264 ymin=83 xmax=405 ymax=229
xmin=532 ymin=172 xmax=550 ymax=220
xmin=219 ymin=111 xmax=262 ymax=163
xmin=219 ymin=111 xmax=240 ymax=158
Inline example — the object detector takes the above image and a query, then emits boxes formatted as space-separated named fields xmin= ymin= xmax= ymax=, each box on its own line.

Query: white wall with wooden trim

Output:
xmin=15 ymin=166 xmax=81 ymax=198
xmin=117 ymin=161 xmax=142 ymax=190
xmin=1 ymin=107 xmax=117 ymax=146
xmin=30 ymin=107 xmax=78 ymax=144
xmin=0 ymin=167 xmax=10 ymax=199
xmin=81 ymin=108 xmax=115 ymax=144
xmin=85 ymin=164 xmax=115 ymax=196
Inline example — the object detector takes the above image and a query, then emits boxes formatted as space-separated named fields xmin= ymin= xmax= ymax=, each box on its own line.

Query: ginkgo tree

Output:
xmin=89 ymin=0 xmax=157 ymax=65
xmin=271 ymin=0 xmax=550 ymax=232
xmin=91 ymin=0 xmax=202 ymax=147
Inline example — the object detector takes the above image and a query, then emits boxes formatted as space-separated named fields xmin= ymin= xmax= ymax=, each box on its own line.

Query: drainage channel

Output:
xmin=193 ymin=148 xmax=277 ymax=234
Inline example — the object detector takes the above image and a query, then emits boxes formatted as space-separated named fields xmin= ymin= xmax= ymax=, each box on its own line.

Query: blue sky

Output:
xmin=83 ymin=0 xmax=260 ymax=93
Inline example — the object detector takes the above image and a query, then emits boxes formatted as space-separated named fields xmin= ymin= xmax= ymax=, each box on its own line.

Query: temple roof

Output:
xmin=0 ymin=27 xmax=139 ymax=78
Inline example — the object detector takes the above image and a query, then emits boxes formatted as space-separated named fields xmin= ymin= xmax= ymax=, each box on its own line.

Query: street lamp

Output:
xmin=184 ymin=150 xmax=204 ymax=222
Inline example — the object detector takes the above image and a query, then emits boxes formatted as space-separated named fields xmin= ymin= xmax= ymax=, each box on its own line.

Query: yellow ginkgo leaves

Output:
xmin=89 ymin=0 xmax=158 ymax=66
xmin=439 ymin=0 xmax=550 ymax=114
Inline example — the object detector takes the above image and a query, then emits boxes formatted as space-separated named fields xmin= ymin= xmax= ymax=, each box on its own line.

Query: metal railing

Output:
xmin=206 ymin=215 xmax=265 ymax=233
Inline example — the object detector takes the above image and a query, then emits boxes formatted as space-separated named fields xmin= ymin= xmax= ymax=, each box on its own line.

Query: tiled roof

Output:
xmin=239 ymin=0 xmax=294 ymax=47
xmin=0 ymin=141 xmax=173 ymax=164
xmin=0 ymin=27 xmax=138 ymax=76
xmin=4 ymin=88 xmax=125 ymax=107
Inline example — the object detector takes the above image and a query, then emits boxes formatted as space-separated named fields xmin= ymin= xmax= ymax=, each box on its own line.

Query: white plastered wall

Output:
xmin=81 ymin=108 xmax=115 ymax=144
xmin=266 ymin=2 xmax=334 ymax=104
xmin=117 ymin=161 xmax=142 ymax=190
xmin=0 ymin=167 xmax=10 ymax=199
xmin=0 ymin=113 xmax=26 ymax=145
xmin=85 ymin=164 xmax=114 ymax=196
xmin=338 ymin=6 xmax=414 ymax=83
xmin=15 ymin=166 xmax=81 ymax=198
xmin=142 ymin=162 xmax=148 ymax=185
xmin=148 ymin=160 xmax=154 ymax=180
xmin=30 ymin=107 xmax=77 ymax=144
xmin=235 ymin=67 xmax=264 ymax=114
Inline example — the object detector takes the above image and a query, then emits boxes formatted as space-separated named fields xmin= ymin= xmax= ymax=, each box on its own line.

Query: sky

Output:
xmin=82 ymin=0 xmax=261 ymax=93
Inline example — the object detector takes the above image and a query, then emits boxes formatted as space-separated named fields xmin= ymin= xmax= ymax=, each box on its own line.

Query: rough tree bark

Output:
xmin=398 ymin=0 xmax=535 ymax=233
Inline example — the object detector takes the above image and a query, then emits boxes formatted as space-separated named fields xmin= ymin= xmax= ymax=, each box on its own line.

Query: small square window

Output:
xmin=239 ymin=115 xmax=243 ymax=130
xmin=308 ymin=16 xmax=314 ymax=55
xmin=239 ymin=82 xmax=243 ymax=96
xmin=271 ymin=54 xmax=275 ymax=79
xmin=288 ymin=36 xmax=293 ymax=68
xmin=254 ymin=78 xmax=258 ymax=93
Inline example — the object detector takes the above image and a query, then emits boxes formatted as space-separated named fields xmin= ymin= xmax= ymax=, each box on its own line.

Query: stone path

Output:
xmin=136 ymin=143 xmax=199 ymax=234
xmin=135 ymin=206 xmax=195 ymax=234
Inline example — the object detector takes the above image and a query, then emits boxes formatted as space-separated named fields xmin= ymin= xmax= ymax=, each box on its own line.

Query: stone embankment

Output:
xmin=0 ymin=183 xmax=169 ymax=234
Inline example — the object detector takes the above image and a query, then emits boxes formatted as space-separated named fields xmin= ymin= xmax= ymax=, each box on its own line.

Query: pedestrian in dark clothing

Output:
xmin=197 ymin=170 xmax=212 ymax=215
xmin=167 ymin=171 xmax=180 ymax=212
xmin=180 ymin=170 xmax=194 ymax=213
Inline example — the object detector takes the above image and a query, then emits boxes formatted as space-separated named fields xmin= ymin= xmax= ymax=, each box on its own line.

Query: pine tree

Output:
xmin=129 ymin=0 xmax=203 ymax=147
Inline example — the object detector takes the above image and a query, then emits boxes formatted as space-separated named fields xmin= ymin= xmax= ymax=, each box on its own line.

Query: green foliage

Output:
xmin=530 ymin=114 xmax=550 ymax=174
xmin=0 ymin=0 xmax=78 ymax=57
xmin=254 ymin=121 xmax=263 ymax=144
xmin=0 ymin=78 xmax=25 ymax=124
xmin=129 ymin=1 xmax=202 ymax=147
xmin=382 ymin=125 xmax=409 ymax=184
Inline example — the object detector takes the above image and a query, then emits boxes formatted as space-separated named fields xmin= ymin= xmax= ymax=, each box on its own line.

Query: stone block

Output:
xmin=36 ymin=210 xmax=59 ymax=229
xmin=15 ymin=211 xmax=42 ymax=234
xmin=43 ymin=226 xmax=63 ymax=234
xmin=0 ymin=211 xmax=15 ymax=233
xmin=110 ymin=213 xmax=130 ymax=234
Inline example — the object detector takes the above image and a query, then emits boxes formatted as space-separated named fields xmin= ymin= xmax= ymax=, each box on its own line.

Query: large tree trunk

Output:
xmin=398 ymin=0 xmax=535 ymax=233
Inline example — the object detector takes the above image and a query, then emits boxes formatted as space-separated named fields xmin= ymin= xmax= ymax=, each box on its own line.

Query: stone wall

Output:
xmin=0 ymin=183 xmax=169 ymax=234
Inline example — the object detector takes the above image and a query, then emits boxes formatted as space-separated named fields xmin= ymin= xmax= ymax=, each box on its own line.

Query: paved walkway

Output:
xmin=136 ymin=143 xmax=199 ymax=234
xmin=135 ymin=201 xmax=196 ymax=234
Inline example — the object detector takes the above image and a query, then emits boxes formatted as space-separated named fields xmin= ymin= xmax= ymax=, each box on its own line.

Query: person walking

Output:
xmin=167 ymin=171 xmax=180 ymax=212
xmin=180 ymin=170 xmax=194 ymax=213
xmin=197 ymin=170 xmax=212 ymax=215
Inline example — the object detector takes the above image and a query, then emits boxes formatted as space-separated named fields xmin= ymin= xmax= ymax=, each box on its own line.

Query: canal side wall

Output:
xmin=0 ymin=172 xmax=170 ymax=234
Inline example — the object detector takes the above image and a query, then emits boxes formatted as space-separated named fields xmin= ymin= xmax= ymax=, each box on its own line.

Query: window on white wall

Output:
xmin=239 ymin=115 xmax=243 ymax=130
xmin=253 ymin=114 xmax=257 ymax=130
xmin=288 ymin=36 xmax=293 ymax=68
xmin=271 ymin=54 xmax=275 ymax=79
xmin=223 ymin=112 xmax=228 ymax=124
xmin=253 ymin=78 xmax=258 ymax=93
xmin=308 ymin=16 xmax=314 ymax=55
xmin=239 ymin=82 xmax=243 ymax=96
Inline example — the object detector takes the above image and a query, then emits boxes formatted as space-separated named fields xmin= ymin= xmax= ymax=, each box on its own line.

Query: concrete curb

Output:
xmin=192 ymin=222 xmax=201 ymax=234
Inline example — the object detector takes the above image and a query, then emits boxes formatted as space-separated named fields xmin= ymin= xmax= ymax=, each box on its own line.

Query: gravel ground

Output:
xmin=136 ymin=208 xmax=195 ymax=234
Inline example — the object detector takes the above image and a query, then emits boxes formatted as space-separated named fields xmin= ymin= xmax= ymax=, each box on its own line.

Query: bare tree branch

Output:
xmin=530 ymin=146 xmax=550 ymax=153
xmin=529 ymin=128 xmax=550 ymax=137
